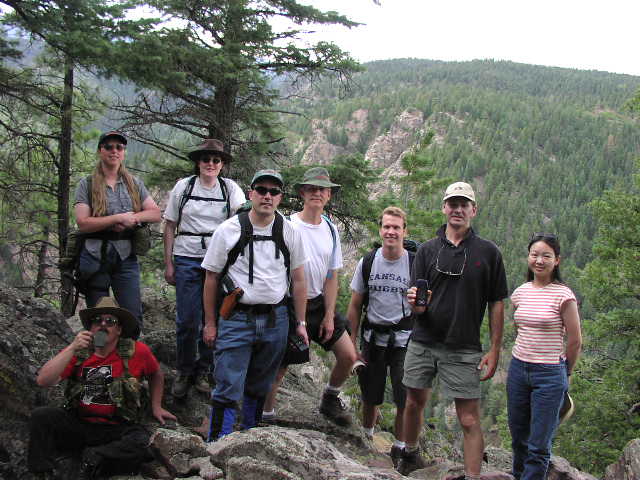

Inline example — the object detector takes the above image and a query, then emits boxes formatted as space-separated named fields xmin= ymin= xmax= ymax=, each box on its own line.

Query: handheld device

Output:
xmin=290 ymin=334 xmax=309 ymax=352
xmin=415 ymin=279 xmax=429 ymax=307
xmin=93 ymin=330 xmax=108 ymax=348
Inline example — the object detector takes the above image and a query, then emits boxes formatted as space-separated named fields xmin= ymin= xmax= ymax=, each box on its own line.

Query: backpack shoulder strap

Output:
xmin=116 ymin=338 xmax=136 ymax=375
xmin=361 ymin=247 xmax=378 ymax=310
xmin=219 ymin=211 xmax=253 ymax=280
xmin=321 ymin=214 xmax=337 ymax=279
xmin=218 ymin=177 xmax=231 ymax=219
xmin=175 ymin=175 xmax=197 ymax=234
xmin=272 ymin=212 xmax=290 ymax=281
xmin=86 ymin=175 xmax=93 ymax=210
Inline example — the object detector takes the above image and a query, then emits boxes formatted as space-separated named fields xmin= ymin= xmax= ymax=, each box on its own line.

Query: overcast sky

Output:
xmin=299 ymin=0 xmax=639 ymax=76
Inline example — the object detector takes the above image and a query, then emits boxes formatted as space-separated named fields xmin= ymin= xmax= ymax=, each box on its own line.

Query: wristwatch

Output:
xmin=296 ymin=321 xmax=307 ymax=327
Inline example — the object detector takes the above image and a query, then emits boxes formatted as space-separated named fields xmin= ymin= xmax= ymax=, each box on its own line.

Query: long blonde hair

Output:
xmin=90 ymin=161 xmax=142 ymax=216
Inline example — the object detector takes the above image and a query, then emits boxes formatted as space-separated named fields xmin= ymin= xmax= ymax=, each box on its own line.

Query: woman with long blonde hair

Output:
xmin=74 ymin=131 xmax=161 ymax=338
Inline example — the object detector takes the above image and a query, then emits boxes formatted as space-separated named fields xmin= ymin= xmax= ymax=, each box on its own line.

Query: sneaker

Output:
xmin=396 ymin=448 xmax=427 ymax=476
xmin=389 ymin=445 xmax=403 ymax=469
xmin=261 ymin=410 xmax=277 ymax=424
xmin=172 ymin=372 xmax=191 ymax=398
xmin=193 ymin=372 xmax=211 ymax=394
xmin=319 ymin=391 xmax=352 ymax=426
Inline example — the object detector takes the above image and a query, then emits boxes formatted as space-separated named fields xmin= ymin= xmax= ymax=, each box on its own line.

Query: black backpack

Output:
xmin=219 ymin=210 xmax=290 ymax=285
xmin=175 ymin=175 xmax=231 ymax=250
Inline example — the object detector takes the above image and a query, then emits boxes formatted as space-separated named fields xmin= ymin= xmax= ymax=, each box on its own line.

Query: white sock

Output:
xmin=364 ymin=426 xmax=374 ymax=436
xmin=392 ymin=440 xmax=406 ymax=449
xmin=262 ymin=409 xmax=275 ymax=417
xmin=324 ymin=384 xmax=340 ymax=395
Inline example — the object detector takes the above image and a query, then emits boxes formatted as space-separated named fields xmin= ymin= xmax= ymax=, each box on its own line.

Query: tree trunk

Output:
xmin=59 ymin=55 xmax=75 ymax=316
xmin=34 ymin=224 xmax=50 ymax=298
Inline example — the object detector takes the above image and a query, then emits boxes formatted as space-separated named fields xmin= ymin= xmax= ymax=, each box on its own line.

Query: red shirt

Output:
xmin=61 ymin=341 xmax=159 ymax=422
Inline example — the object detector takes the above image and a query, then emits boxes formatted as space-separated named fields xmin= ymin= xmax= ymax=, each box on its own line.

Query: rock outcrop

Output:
xmin=1 ymin=285 xmax=635 ymax=480
xmin=604 ymin=438 xmax=640 ymax=480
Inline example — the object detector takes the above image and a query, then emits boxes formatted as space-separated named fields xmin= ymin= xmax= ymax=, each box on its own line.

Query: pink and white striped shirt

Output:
xmin=511 ymin=282 xmax=576 ymax=364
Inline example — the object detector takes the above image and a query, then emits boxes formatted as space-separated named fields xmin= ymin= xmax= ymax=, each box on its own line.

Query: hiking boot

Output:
xmin=172 ymin=372 xmax=191 ymax=398
xmin=193 ymin=372 xmax=211 ymax=394
xmin=396 ymin=448 xmax=427 ymax=476
xmin=319 ymin=391 xmax=352 ymax=426
xmin=260 ymin=410 xmax=277 ymax=425
xmin=389 ymin=445 xmax=403 ymax=469
xmin=78 ymin=448 xmax=102 ymax=480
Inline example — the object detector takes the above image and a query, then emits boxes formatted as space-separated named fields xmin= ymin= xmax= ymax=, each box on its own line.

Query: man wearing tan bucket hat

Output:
xmin=262 ymin=167 xmax=358 ymax=427
xmin=27 ymin=297 xmax=175 ymax=479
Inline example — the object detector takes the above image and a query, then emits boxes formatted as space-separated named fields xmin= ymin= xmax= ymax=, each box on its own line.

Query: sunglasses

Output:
xmin=101 ymin=144 xmax=126 ymax=152
xmin=90 ymin=316 xmax=119 ymax=327
xmin=435 ymin=245 xmax=467 ymax=276
xmin=200 ymin=156 xmax=222 ymax=164
xmin=253 ymin=186 xmax=282 ymax=196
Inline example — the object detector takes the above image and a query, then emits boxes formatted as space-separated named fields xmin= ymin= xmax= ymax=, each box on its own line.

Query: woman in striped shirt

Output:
xmin=507 ymin=233 xmax=582 ymax=480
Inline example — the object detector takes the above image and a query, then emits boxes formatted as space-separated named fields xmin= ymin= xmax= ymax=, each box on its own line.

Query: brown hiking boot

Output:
xmin=319 ymin=391 xmax=352 ymax=426
xmin=396 ymin=448 xmax=427 ymax=476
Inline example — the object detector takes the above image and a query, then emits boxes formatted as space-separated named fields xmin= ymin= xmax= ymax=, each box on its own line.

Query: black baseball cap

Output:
xmin=97 ymin=131 xmax=127 ymax=148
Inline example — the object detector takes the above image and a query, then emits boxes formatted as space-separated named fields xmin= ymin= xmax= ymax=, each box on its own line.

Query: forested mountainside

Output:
xmin=281 ymin=58 xmax=640 ymax=294
xmin=277 ymin=58 xmax=640 ymax=474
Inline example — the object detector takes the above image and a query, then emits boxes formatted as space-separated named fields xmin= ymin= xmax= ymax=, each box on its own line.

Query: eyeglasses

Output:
xmin=90 ymin=316 xmax=119 ymax=327
xmin=101 ymin=144 xmax=126 ymax=152
xmin=435 ymin=245 xmax=467 ymax=276
xmin=253 ymin=186 xmax=282 ymax=196
xmin=200 ymin=156 xmax=222 ymax=164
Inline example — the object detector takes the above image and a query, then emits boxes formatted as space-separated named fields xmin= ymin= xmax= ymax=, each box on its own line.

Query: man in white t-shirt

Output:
xmin=262 ymin=167 xmax=358 ymax=426
xmin=200 ymin=169 xmax=308 ymax=440
xmin=347 ymin=206 xmax=414 ymax=467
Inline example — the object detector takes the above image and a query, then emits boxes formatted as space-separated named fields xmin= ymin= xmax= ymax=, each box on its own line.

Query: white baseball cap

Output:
xmin=443 ymin=182 xmax=476 ymax=202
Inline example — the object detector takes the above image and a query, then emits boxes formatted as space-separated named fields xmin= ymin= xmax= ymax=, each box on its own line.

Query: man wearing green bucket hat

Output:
xmin=263 ymin=167 xmax=358 ymax=427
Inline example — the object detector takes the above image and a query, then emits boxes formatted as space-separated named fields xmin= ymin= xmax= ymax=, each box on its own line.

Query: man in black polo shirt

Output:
xmin=397 ymin=182 xmax=508 ymax=478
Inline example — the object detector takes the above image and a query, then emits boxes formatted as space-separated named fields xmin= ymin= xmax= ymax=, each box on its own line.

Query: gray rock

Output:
xmin=604 ymin=438 xmax=640 ymax=480
xmin=548 ymin=455 xmax=598 ymax=480
xmin=207 ymin=426 xmax=403 ymax=479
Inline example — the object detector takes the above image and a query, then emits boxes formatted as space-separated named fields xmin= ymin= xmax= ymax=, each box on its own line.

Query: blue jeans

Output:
xmin=507 ymin=356 xmax=568 ymax=480
xmin=211 ymin=305 xmax=288 ymax=404
xmin=174 ymin=255 xmax=213 ymax=375
xmin=79 ymin=245 xmax=142 ymax=337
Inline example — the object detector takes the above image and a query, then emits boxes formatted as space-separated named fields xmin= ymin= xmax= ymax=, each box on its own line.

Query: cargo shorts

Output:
xmin=402 ymin=340 xmax=484 ymax=399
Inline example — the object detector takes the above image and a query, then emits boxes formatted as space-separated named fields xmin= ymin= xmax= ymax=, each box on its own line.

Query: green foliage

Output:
xmin=552 ymin=163 xmax=640 ymax=475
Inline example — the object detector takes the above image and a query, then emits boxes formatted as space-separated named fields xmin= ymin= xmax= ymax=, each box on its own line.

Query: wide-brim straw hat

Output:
xmin=187 ymin=138 xmax=233 ymax=163
xmin=294 ymin=167 xmax=341 ymax=192
xmin=559 ymin=392 xmax=575 ymax=424
xmin=79 ymin=297 xmax=138 ymax=339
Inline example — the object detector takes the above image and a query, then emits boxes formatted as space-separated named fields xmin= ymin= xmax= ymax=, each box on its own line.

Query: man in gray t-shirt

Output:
xmin=347 ymin=206 xmax=413 ymax=468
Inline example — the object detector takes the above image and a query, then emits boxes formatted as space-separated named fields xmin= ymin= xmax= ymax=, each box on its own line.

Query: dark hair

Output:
xmin=527 ymin=233 xmax=562 ymax=283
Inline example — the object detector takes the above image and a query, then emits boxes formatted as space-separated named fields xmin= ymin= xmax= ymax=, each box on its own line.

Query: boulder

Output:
xmin=604 ymin=438 xmax=640 ymax=480
xmin=206 ymin=426 xmax=403 ymax=479
xmin=548 ymin=455 xmax=598 ymax=480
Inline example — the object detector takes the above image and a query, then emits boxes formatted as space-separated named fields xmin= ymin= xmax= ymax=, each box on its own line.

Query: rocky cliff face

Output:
xmin=0 ymin=285 xmax=635 ymax=480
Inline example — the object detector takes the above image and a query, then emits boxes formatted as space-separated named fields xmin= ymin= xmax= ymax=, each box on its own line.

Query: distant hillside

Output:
xmin=279 ymin=58 xmax=640 ymax=294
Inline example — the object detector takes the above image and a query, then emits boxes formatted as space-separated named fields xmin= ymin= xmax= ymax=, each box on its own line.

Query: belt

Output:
xmin=235 ymin=297 xmax=286 ymax=315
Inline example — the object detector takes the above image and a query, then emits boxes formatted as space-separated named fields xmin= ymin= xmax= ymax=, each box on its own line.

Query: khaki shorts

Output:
xmin=402 ymin=340 xmax=483 ymax=399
